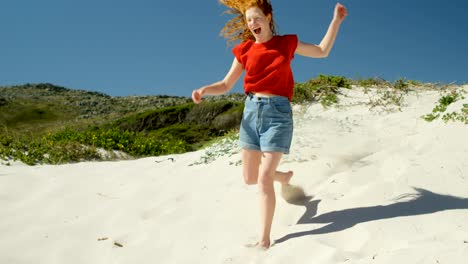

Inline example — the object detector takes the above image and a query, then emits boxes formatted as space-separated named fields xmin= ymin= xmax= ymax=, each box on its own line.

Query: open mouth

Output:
xmin=253 ymin=28 xmax=261 ymax=35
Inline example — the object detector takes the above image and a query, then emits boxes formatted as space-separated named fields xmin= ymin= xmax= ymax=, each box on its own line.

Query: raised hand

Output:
xmin=334 ymin=3 xmax=348 ymax=22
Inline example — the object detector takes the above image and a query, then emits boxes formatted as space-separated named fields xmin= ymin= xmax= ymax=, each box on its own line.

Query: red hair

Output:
xmin=219 ymin=0 xmax=277 ymax=45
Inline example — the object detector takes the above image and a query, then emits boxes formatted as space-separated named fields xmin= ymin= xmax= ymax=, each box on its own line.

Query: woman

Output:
xmin=192 ymin=0 xmax=347 ymax=249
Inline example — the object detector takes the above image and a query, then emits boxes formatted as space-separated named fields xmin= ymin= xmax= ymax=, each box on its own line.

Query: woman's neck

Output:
xmin=255 ymin=31 xmax=274 ymax=44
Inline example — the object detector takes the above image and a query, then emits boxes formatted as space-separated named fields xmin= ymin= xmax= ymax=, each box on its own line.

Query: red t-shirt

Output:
xmin=232 ymin=34 xmax=298 ymax=101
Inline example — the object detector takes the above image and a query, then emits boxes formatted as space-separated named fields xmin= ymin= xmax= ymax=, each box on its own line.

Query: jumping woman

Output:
xmin=192 ymin=0 xmax=348 ymax=249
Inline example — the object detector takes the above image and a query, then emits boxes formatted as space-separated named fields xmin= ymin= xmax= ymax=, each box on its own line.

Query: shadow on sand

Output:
xmin=276 ymin=187 xmax=468 ymax=244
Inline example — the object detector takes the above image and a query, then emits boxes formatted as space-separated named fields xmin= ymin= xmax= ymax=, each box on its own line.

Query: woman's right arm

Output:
xmin=192 ymin=58 xmax=244 ymax=104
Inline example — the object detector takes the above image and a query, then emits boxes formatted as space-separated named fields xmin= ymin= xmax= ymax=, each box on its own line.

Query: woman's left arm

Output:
xmin=295 ymin=3 xmax=348 ymax=58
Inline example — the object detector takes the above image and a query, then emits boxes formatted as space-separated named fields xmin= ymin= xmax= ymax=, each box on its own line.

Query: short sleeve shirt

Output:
xmin=232 ymin=34 xmax=298 ymax=101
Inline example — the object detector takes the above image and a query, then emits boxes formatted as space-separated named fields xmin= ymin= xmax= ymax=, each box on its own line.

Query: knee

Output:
xmin=257 ymin=174 xmax=274 ymax=194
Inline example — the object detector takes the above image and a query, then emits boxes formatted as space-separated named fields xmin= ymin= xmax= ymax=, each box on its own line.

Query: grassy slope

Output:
xmin=0 ymin=83 xmax=192 ymax=135
xmin=0 ymin=83 xmax=245 ymax=164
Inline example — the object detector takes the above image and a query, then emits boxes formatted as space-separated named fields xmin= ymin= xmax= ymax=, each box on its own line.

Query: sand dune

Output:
xmin=1 ymin=86 xmax=467 ymax=263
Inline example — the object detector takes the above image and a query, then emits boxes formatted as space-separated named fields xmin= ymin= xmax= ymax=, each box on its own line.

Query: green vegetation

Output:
xmin=0 ymin=83 xmax=243 ymax=165
xmin=1 ymin=78 xmax=465 ymax=165
xmin=0 ymin=83 xmax=191 ymax=134
xmin=392 ymin=78 xmax=409 ymax=92
xmin=189 ymin=130 xmax=240 ymax=166
xmin=368 ymin=88 xmax=405 ymax=111
xmin=0 ymin=127 xmax=190 ymax=165
xmin=354 ymin=77 xmax=425 ymax=92
xmin=354 ymin=77 xmax=391 ymax=88
xmin=422 ymin=89 xmax=467 ymax=124
xmin=292 ymin=74 xmax=351 ymax=106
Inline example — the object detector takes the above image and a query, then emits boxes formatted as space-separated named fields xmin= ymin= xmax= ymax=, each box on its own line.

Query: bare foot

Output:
xmin=280 ymin=170 xmax=294 ymax=185
xmin=259 ymin=240 xmax=271 ymax=249
xmin=245 ymin=241 xmax=270 ymax=250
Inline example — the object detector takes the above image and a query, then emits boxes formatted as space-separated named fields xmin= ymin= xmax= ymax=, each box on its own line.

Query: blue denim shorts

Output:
xmin=239 ymin=94 xmax=293 ymax=154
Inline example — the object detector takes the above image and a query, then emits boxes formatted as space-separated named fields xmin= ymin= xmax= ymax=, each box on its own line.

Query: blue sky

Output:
xmin=1 ymin=0 xmax=467 ymax=97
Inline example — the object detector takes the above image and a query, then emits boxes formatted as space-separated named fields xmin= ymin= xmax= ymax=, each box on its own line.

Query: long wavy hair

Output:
xmin=219 ymin=0 xmax=277 ymax=45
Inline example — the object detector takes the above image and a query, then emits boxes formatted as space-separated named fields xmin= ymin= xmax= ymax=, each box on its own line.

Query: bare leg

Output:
xmin=242 ymin=149 xmax=262 ymax=185
xmin=257 ymin=151 xmax=284 ymax=249
xmin=241 ymin=149 xmax=292 ymax=249
xmin=242 ymin=149 xmax=293 ymax=185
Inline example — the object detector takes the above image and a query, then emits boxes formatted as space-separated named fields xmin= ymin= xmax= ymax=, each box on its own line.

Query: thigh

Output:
xmin=242 ymin=149 xmax=262 ymax=184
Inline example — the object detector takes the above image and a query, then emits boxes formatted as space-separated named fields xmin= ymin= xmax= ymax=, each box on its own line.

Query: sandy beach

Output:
xmin=1 ymin=86 xmax=467 ymax=263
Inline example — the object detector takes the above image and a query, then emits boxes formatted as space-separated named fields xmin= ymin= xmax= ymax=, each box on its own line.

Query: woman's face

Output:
xmin=245 ymin=6 xmax=271 ymax=41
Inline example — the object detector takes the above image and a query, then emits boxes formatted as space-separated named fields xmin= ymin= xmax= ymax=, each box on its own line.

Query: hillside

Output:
xmin=0 ymin=83 xmax=245 ymax=164
xmin=0 ymin=83 xmax=193 ymax=133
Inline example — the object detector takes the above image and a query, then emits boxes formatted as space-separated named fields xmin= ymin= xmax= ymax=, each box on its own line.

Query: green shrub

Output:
xmin=355 ymin=77 xmax=390 ymax=88
xmin=422 ymin=89 xmax=466 ymax=123
xmin=293 ymin=82 xmax=318 ymax=103
xmin=115 ymin=104 xmax=194 ymax=132
xmin=151 ymin=123 xmax=223 ymax=149
xmin=5 ymin=107 xmax=59 ymax=126
xmin=441 ymin=106 xmax=468 ymax=124
xmin=321 ymin=93 xmax=338 ymax=108
xmin=407 ymin=79 xmax=423 ymax=87
xmin=212 ymin=104 xmax=244 ymax=131
xmin=316 ymin=74 xmax=351 ymax=88
xmin=0 ymin=133 xmax=13 ymax=146
xmin=185 ymin=101 xmax=239 ymax=125
xmin=292 ymin=74 xmax=351 ymax=106
xmin=0 ymin=126 xmax=194 ymax=165
xmin=0 ymin=97 xmax=7 ymax=107
xmin=393 ymin=78 xmax=409 ymax=92
xmin=368 ymin=89 xmax=405 ymax=111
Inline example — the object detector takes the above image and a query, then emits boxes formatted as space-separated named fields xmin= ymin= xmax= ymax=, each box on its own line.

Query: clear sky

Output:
xmin=1 ymin=0 xmax=467 ymax=97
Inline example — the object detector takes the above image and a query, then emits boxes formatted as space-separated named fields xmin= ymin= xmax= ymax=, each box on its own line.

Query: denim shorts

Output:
xmin=239 ymin=93 xmax=293 ymax=154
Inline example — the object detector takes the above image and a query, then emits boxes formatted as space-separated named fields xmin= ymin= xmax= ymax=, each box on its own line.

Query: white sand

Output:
xmin=1 ymin=87 xmax=468 ymax=263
